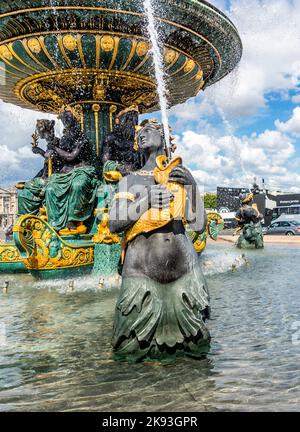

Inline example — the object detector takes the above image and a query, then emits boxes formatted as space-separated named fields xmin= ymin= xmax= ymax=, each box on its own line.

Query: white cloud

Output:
xmin=292 ymin=94 xmax=300 ymax=104
xmin=275 ymin=106 xmax=300 ymax=136
xmin=178 ymin=124 xmax=299 ymax=192
xmin=172 ymin=0 xmax=300 ymax=122
xmin=0 ymin=102 xmax=57 ymax=184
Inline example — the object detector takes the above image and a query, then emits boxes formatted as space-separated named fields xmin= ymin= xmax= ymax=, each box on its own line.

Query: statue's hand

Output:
xmin=45 ymin=150 xmax=55 ymax=160
xmin=150 ymin=185 xmax=174 ymax=209
xmin=169 ymin=166 xmax=196 ymax=186
xmin=32 ymin=146 xmax=42 ymax=155
xmin=47 ymin=143 xmax=56 ymax=151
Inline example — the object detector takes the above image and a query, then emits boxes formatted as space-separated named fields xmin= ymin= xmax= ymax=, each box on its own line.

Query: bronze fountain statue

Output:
xmin=235 ymin=189 xmax=264 ymax=249
xmin=109 ymin=120 xmax=210 ymax=362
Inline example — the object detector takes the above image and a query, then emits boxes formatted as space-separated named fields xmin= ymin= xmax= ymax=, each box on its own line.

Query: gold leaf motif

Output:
xmin=0 ymin=45 xmax=13 ymax=60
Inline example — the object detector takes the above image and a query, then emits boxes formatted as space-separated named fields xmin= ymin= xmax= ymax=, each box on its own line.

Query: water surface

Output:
xmin=0 ymin=244 xmax=299 ymax=412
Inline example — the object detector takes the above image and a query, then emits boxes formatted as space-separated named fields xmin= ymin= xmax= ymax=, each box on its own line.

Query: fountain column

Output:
xmin=72 ymin=102 xmax=124 ymax=167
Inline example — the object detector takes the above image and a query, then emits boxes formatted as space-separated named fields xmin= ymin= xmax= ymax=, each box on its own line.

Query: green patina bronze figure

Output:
xmin=44 ymin=106 xmax=98 ymax=236
xmin=17 ymin=119 xmax=62 ymax=216
xmin=109 ymin=120 xmax=210 ymax=363
xmin=102 ymin=105 xmax=141 ymax=176
xmin=235 ymin=192 xmax=264 ymax=249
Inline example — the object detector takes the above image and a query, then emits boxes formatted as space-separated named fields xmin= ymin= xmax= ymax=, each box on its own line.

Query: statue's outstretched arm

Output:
xmin=32 ymin=146 xmax=46 ymax=158
xmin=54 ymin=140 xmax=83 ymax=162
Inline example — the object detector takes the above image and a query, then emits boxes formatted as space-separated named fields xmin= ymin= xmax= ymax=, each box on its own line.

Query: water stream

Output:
xmin=143 ymin=0 xmax=170 ymax=149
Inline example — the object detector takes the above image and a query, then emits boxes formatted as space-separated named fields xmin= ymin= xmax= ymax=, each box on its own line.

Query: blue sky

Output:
xmin=167 ymin=0 xmax=300 ymax=192
xmin=0 ymin=0 xmax=300 ymax=192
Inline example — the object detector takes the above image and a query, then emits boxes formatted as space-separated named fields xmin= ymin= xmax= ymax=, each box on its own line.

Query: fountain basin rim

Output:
xmin=0 ymin=5 xmax=223 ymax=63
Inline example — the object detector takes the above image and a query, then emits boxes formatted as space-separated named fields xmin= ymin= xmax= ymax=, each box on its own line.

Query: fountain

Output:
xmin=235 ymin=187 xmax=264 ymax=250
xmin=0 ymin=1 xmax=242 ymax=278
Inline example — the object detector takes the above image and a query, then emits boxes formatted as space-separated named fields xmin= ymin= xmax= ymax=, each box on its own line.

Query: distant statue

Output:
xmin=102 ymin=105 xmax=141 ymax=176
xmin=17 ymin=119 xmax=63 ymax=216
xmin=44 ymin=106 xmax=98 ymax=235
xmin=109 ymin=119 xmax=210 ymax=363
xmin=235 ymin=192 xmax=264 ymax=249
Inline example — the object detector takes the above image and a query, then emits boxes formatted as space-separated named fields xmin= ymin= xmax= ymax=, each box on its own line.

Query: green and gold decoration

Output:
xmin=0 ymin=0 xmax=242 ymax=162
xmin=13 ymin=215 xmax=95 ymax=278
xmin=0 ymin=241 xmax=27 ymax=273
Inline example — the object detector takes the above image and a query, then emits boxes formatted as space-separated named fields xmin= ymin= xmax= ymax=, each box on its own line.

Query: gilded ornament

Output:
xmin=92 ymin=213 xmax=121 ymax=244
xmin=136 ymin=41 xmax=149 ymax=57
xmin=195 ymin=69 xmax=204 ymax=81
xmin=184 ymin=59 xmax=196 ymax=73
xmin=93 ymin=76 xmax=107 ymax=100
xmin=62 ymin=35 xmax=77 ymax=51
xmin=14 ymin=216 xmax=94 ymax=271
xmin=0 ymin=244 xmax=23 ymax=264
xmin=164 ymin=49 xmax=177 ymax=64
xmin=0 ymin=45 xmax=13 ymax=60
xmin=27 ymin=38 xmax=41 ymax=54
xmin=101 ymin=35 xmax=115 ymax=52
xmin=92 ymin=103 xmax=101 ymax=112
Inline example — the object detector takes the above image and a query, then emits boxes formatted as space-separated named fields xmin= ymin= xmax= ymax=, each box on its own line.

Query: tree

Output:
xmin=204 ymin=193 xmax=217 ymax=209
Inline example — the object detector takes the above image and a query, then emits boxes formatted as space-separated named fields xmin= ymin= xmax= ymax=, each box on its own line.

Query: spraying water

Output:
xmin=143 ymin=0 xmax=170 ymax=155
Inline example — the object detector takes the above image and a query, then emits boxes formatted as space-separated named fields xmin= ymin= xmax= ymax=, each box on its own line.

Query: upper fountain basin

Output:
xmin=0 ymin=0 xmax=242 ymax=114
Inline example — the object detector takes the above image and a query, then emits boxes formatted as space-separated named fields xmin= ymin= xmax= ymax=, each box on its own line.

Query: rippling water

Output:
xmin=0 ymin=244 xmax=299 ymax=412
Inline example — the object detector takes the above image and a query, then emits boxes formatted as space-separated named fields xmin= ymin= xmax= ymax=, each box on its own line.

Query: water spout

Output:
xmin=143 ymin=0 xmax=170 ymax=153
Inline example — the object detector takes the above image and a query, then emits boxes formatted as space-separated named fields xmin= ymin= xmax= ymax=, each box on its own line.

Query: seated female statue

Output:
xmin=44 ymin=106 xmax=97 ymax=235
xmin=17 ymin=119 xmax=63 ymax=216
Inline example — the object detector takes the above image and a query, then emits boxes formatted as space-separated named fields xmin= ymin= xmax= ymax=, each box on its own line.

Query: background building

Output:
xmin=0 ymin=187 xmax=17 ymax=227
xmin=217 ymin=186 xmax=300 ymax=226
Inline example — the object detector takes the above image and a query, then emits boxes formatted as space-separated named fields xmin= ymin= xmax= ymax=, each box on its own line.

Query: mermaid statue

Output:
xmin=235 ymin=191 xmax=264 ymax=249
xmin=109 ymin=119 xmax=210 ymax=363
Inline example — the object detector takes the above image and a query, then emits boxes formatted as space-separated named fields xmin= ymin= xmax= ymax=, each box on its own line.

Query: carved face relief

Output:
xmin=138 ymin=124 xmax=163 ymax=152
xmin=101 ymin=36 xmax=114 ymax=52
xmin=63 ymin=35 xmax=77 ymax=51
xmin=164 ymin=49 xmax=177 ymax=64
xmin=27 ymin=38 xmax=41 ymax=54
xmin=136 ymin=41 xmax=149 ymax=57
